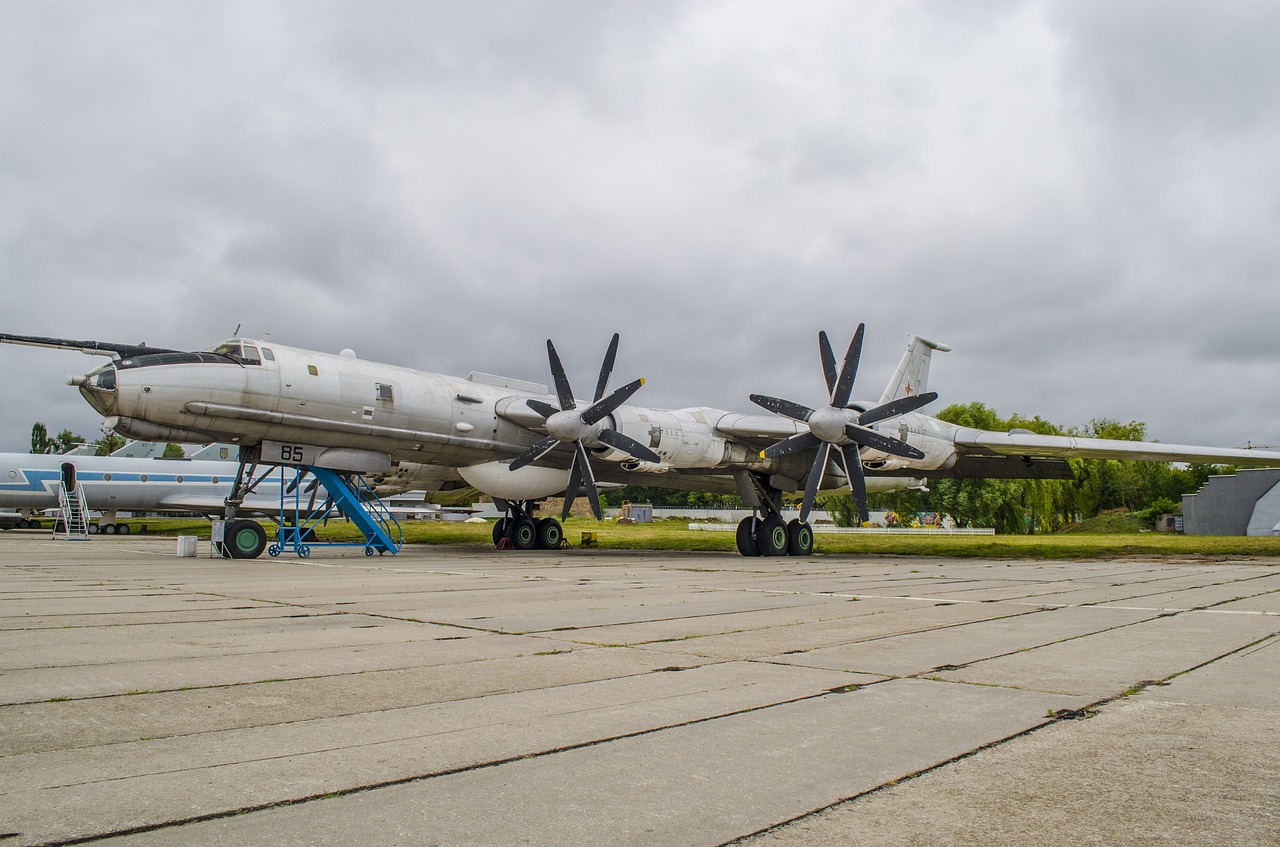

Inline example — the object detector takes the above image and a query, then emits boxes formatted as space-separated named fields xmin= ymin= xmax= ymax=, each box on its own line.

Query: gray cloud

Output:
xmin=2 ymin=1 xmax=1278 ymax=455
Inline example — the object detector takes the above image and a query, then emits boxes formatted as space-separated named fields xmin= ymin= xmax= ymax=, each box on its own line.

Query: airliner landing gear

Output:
xmin=733 ymin=472 xmax=814 ymax=557
xmin=493 ymin=500 xmax=565 ymax=551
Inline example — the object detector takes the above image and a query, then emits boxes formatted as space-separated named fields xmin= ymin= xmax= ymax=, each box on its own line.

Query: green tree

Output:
xmin=93 ymin=432 xmax=127 ymax=456
xmin=163 ymin=443 xmax=186 ymax=458
xmin=30 ymin=422 xmax=51 ymax=454
xmin=50 ymin=429 xmax=87 ymax=454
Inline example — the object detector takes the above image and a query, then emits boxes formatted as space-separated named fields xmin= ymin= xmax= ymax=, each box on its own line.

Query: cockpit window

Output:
xmin=261 ymin=347 xmax=275 ymax=361
xmin=210 ymin=341 xmax=262 ymax=365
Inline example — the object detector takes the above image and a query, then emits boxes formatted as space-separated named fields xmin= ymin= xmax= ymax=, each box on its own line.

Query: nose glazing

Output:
xmin=78 ymin=364 xmax=119 ymax=416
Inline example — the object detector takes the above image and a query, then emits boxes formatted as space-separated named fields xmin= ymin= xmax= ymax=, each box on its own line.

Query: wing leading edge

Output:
xmin=953 ymin=428 xmax=1280 ymax=467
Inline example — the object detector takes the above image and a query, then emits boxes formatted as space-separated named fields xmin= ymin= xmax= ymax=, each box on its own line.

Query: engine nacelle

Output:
xmin=619 ymin=459 xmax=673 ymax=473
xmin=608 ymin=407 xmax=739 ymax=469
xmin=457 ymin=460 xmax=570 ymax=501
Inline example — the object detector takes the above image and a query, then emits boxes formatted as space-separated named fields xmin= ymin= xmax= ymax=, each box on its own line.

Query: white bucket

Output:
xmin=176 ymin=536 xmax=198 ymax=557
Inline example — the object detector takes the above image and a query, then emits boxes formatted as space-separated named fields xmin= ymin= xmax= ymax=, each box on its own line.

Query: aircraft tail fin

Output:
xmin=110 ymin=441 xmax=163 ymax=458
xmin=188 ymin=443 xmax=239 ymax=462
xmin=879 ymin=335 xmax=951 ymax=404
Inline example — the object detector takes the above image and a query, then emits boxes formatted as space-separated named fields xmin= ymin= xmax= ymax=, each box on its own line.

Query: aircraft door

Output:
xmin=60 ymin=462 xmax=76 ymax=492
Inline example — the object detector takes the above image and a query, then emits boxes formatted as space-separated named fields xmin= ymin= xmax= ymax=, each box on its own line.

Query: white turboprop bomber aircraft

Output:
xmin=4 ymin=325 xmax=1279 ymax=558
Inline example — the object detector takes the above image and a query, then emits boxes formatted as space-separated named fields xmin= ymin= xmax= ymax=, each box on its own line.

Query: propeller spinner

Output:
xmin=751 ymin=324 xmax=937 ymax=524
xmin=509 ymin=334 xmax=660 ymax=520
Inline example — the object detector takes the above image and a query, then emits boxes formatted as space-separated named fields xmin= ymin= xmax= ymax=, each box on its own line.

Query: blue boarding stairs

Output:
xmin=268 ymin=465 xmax=403 ymax=558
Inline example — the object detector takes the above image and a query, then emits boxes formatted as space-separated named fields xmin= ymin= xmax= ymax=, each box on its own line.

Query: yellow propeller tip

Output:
xmin=639 ymin=377 xmax=645 ymax=386
xmin=759 ymin=450 xmax=766 ymax=459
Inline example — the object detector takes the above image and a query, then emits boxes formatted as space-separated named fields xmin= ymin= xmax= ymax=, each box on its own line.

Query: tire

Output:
xmin=117 ymin=524 xmax=130 ymax=535
xmin=225 ymin=519 xmax=267 ymax=559
xmin=536 ymin=518 xmax=563 ymax=550
xmin=26 ymin=519 xmax=40 ymax=530
xmin=511 ymin=517 xmax=537 ymax=550
xmin=54 ymin=520 xmax=66 ymax=534
xmin=102 ymin=524 xmax=115 ymax=535
xmin=755 ymin=515 xmax=789 ymax=557
xmin=88 ymin=523 xmax=100 ymax=535
xmin=735 ymin=517 xmax=760 ymax=557
xmin=786 ymin=519 xmax=814 ymax=556
xmin=492 ymin=518 xmax=509 ymax=547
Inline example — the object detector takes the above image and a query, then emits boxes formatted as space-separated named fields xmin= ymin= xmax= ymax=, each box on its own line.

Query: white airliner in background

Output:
xmin=4 ymin=324 xmax=1278 ymax=558
xmin=0 ymin=441 xmax=472 ymax=548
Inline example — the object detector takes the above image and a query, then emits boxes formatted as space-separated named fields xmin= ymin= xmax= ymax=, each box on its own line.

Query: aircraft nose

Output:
xmin=77 ymin=364 xmax=119 ymax=416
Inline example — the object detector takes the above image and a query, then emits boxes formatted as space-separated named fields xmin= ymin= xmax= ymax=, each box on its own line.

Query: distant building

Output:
xmin=1182 ymin=468 xmax=1280 ymax=536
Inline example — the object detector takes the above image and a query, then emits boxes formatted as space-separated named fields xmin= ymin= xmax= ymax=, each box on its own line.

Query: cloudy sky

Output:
xmin=3 ymin=0 xmax=1279 ymax=454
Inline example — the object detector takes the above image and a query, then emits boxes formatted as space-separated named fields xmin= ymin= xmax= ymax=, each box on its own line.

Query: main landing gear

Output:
xmin=735 ymin=515 xmax=814 ymax=557
xmin=492 ymin=500 xmax=566 ymax=551
xmin=732 ymin=470 xmax=815 ymax=557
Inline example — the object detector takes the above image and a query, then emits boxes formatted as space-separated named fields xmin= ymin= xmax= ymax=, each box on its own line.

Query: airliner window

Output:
xmin=377 ymin=383 xmax=394 ymax=402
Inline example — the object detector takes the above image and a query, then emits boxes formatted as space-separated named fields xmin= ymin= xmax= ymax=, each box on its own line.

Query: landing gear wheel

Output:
xmin=511 ymin=517 xmax=538 ymax=550
xmin=27 ymin=519 xmax=41 ymax=530
xmin=735 ymin=517 xmax=761 ymax=557
xmin=535 ymin=518 xmax=564 ymax=550
xmin=492 ymin=518 xmax=509 ymax=547
xmin=755 ymin=515 xmax=789 ymax=557
xmin=117 ymin=524 xmax=130 ymax=535
xmin=225 ymin=519 xmax=267 ymax=559
xmin=88 ymin=523 xmax=100 ymax=535
xmin=787 ymin=519 xmax=814 ymax=556
xmin=54 ymin=520 xmax=66 ymax=534
xmin=101 ymin=524 xmax=114 ymax=535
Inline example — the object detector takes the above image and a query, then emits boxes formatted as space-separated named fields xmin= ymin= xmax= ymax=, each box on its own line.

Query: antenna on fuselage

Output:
xmin=232 ymin=323 xmax=242 ymax=336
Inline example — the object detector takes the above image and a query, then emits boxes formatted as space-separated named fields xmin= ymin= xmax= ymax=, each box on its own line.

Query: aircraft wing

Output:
xmin=952 ymin=428 xmax=1280 ymax=467
xmin=0 ymin=332 xmax=181 ymax=359
xmin=714 ymin=413 xmax=805 ymax=446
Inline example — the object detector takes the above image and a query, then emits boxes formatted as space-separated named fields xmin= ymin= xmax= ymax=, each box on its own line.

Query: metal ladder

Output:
xmin=268 ymin=466 xmax=403 ymax=558
xmin=55 ymin=475 xmax=91 ymax=540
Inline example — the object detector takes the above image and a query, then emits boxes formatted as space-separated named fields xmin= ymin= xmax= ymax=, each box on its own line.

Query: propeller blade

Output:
xmin=830 ymin=323 xmax=865 ymax=407
xmin=818 ymin=331 xmax=837 ymax=395
xmin=857 ymin=392 xmax=938 ymax=426
xmin=762 ymin=430 xmax=821 ymax=459
xmin=843 ymin=424 xmax=925 ymax=460
xmin=799 ymin=441 xmax=831 ymax=523
xmin=749 ymin=394 xmax=816 ymax=423
xmin=840 ymin=444 xmax=869 ymax=523
xmin=593 ymin=333 xmax=620 ymax=403
xmin=580 ymin=378 xmax=645 ymax=425
xmin=526 ymin=398 xmax=560 ymax=419
xmin=560 ymin=455 xmax=583 ymax=522
xmin=596 ymin=428 xmax=661 ymax=464
xmin=546 ymin=340 xmax=576 ymax=410
xmin=285 ymin=469 xmax=309 ymax=495
xmin=508 ymin=435 xmax=560 ymax=471
xmin=574 ymin=441 xmax=602 ymax=520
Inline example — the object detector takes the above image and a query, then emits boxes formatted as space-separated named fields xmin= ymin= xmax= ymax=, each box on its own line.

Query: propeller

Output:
xmin=750 ymin=323 xmax=938 ymax=524
xmin=509 ymin=333 xmax=661 ymax=520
